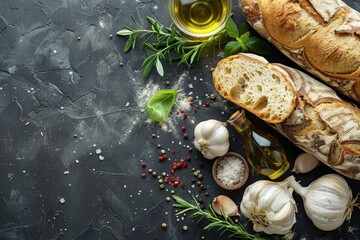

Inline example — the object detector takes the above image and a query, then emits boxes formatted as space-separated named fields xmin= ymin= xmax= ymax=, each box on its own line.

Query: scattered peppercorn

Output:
xmin=158 ymin=179 xmax=163 ymax=184
xmin=141 ymin=173 xmax=146 ymax=178
xmin=148 ymin=168 xmax=153 ymax=173
xmin=183 ymin=133 xmax=188 ymax=139
xmin=141 ymin=162 xmax=146 ymax=168
xmin=152 ymin=133 xmax=156 ymax=138
xmin=182 ymin=225 xmax=188 ymax=231
xmin=161 ymin=223 xmax=167 ymax=228
xmin=165 ymin=197 xmax=171 ymax=202
xmin=159 ymin=184 xmax=165 ymax=189
xmin=170 ymin=190 xmax=175 ymax=195
xmin=181 ymin=126 xmax=186 ymax=131
xmin=152 ymin=171 xmax=157 ymax=177
xmin=210 ymin=93 xmax=216 ymax=100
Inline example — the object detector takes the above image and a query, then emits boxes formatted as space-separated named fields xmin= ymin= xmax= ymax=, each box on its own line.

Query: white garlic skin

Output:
xmin=289 ymin=174 xmax=353 ymax=231
xmin=292 ymin=153 xmax=320 ymax=174
xmin=240 ymin=180 xmax=297 ymax=235
xmin=194 ymin=119 xmax=230 ymax=159
xmin=212 ymin=195 xmax=239 ymax=217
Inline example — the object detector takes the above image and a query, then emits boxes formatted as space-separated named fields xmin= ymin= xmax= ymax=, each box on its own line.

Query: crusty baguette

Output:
xmin=238 ymin=0 xmax=360 ymax=103
xmin=212 ymin=53 xmax=298 ymax=123
xmin=212 ymin=53 xmax=360 ymax=180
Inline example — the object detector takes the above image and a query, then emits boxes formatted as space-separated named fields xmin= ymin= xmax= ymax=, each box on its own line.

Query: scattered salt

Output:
xmin=216 ymin=156 xmax=245 ymax=186
xmin=95 ymin=148 xmax=102 ymax=155
xmin=59 ymin=198 xmax=66 ymax=204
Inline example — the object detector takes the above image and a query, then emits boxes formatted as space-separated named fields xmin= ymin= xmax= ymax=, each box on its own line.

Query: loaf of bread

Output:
xmin=238 ymin=0 xmax=360 ymax=103
xmin=212 ymin=53 xmax=360 ymax=180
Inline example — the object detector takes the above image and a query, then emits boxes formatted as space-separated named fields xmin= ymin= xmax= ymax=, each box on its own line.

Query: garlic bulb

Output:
xmin=194 ymin=119 xmax=230 ymax=159
xmin=240 ymin=179 xmax=297 ymax=235
xmin=212 ymin=195 xmax=239 ymax=217
xmin=288 ymin=174 xmax=356 ymax=231
xmin=292 ymin=153 xmax=320 ymax=174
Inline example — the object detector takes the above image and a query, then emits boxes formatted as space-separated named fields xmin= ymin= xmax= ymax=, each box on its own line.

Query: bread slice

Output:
xmin=212 ymin=53 xmax=297 ymax=123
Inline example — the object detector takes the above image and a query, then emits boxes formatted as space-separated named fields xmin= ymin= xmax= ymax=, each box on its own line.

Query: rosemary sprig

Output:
xmin=172 ymin=195 xmax=269 ymax=240
xmin=117 ymin=16 xmax=271 ymax=78
xmin=117 ymin=16 xmax=225 ymax=78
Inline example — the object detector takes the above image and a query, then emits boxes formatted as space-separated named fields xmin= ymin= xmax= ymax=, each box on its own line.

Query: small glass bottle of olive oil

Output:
xmin=169 ymin=0 xmax=232 ymax=38
xmin=228 ymin=109 xmax=289 ymax=180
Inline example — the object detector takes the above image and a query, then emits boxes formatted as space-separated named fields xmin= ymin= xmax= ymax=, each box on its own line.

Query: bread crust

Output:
xmin=239 ymin=0 xmax=360 ymax=102
xmin=274 ymin=64 xmax=360 ymax=180
xmin=212 ymin=53 xmax=360 ymax=180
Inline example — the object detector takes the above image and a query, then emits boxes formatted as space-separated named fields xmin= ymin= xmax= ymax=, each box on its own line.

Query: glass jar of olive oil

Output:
xmin=228 ymin=109 xmax=290 ymax=180
xmin=169 ymin=0 xmax=232 ymax=38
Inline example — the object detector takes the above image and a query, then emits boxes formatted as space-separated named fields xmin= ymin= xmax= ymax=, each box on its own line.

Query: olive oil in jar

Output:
xmin=228 ymin=109 xmax=290 ymax=180
xmin=169 ymin=0 xmax=232 ymax=37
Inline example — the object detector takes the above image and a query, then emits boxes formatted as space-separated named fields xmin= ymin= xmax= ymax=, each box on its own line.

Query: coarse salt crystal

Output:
xmin=216 ymin=156 xmax=245 ymax=186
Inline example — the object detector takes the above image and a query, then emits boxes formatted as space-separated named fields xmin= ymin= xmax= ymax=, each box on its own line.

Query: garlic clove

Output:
xmin=212 ymin=195 xmax=239 ymax=217
xmin=292 ymin=153 xmax=320 ymax=174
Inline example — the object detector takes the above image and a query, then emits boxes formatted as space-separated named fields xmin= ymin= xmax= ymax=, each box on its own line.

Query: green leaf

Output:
xmin=116 ymin=28 xmax=133 ymax=36
xmin=239 ymin=31 xmax=250 ymax=44
xmin=224 ymin=41 xmax=242 ymax=57
xmin=155 ymin=57 xmax=164 ymax=76
xmin=146 ymin=89 xmax=179 ymax=122
xmin=146 ymin=16 xmax=157 ymax=26
xmin=238 ymin=23 xmax=248 ymax=36
xmin=245 ymin=36 xmax=272 ymax=55
xmin=236 ymin=37 xmax=248 ymax=52
xmin=142 ymin=54 xmax=157 ymax=78
xmin=124 ymin=33 xmax=138 ymax=53
xmin=144 ymin=42 xmax=158 ymax=52
xmin=225 ymin=18 xmax=239 ymax=39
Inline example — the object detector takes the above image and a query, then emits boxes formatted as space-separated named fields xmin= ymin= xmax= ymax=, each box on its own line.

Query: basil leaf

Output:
xmin=239 ymin=32 xmax=250 ymax=44
xmin=238 ymin=23 xmax=248 ymax=36
xmin=225 ymin=18 xmax=239 ymax=39
xmin=246 ymin=36 xmax=272 ymax=55
xmin=146 ymin=89 xmax=179 ymax=122
xmin=224 ymin=41 xmax=242 ymax=57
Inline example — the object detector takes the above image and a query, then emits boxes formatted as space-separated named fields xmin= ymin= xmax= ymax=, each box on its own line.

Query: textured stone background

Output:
xmin=0 ymin=0 xmax=359 ymax=239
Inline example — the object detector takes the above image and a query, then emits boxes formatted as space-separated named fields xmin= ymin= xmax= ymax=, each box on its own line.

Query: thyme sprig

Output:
xmin=117 ymin=16 xmax=271 ymax=78
xmin=172 ymin=195 xmax=268 ymax=240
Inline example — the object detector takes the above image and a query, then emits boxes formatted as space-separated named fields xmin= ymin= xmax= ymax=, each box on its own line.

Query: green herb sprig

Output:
xmin=173 ymin=195 xmax=268 ymax=240
xmin=117 ymin=16 xmax=271 ymax=78
xmin=224 ymin=21 xmax=272 ymax=57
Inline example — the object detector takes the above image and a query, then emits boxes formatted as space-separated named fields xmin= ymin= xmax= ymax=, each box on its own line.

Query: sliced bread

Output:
xmin=212 ymin=53 xmax=297 ymax=123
